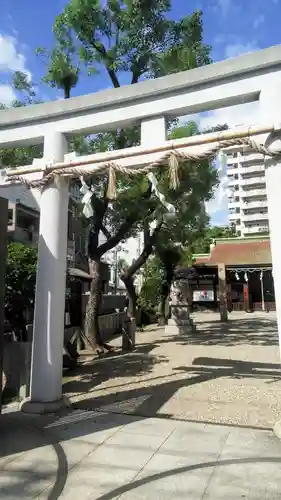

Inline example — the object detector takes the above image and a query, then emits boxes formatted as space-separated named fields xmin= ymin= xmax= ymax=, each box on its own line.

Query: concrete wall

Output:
xmin=2 ymin=311 xmax=126 ymax=402
xmin=2 ymin=341 xmax=32 ymax=402
xmin=82 ymin=293 xmax=127 ymax=316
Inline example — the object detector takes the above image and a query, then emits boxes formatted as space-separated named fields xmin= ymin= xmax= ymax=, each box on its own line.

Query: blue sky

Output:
xmin=0 ymin=0 xmax=280 ymax=224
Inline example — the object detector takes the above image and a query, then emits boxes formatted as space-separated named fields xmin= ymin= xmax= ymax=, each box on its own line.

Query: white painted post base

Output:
xmin=20 ymin=132 xmax=70 ymax=414
xmin=20 ymin=395 xmax=71 ymax=414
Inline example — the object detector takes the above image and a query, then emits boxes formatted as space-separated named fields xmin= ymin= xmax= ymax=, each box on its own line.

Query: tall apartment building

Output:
xmin=226 ymin=145 xmax=269 ymax=237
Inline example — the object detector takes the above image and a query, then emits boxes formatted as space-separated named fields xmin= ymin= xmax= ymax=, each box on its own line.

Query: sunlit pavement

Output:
xmin=1 ymin=408 xmax=281 ymax=499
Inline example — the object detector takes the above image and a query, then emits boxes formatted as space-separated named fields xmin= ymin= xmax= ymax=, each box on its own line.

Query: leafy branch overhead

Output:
xmin=52 ymin=0 xmax=212 ymax=89
xmin=0 ymin=1 xmax=217 ymax=349
xmin=36 ymin=46 xmax=80 ymax=98
xmin=33 ymin=0 xmax=215 ymax=348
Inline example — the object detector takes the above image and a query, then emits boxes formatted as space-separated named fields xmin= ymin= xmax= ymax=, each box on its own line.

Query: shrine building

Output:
xmin=192 ymin=236 xmax=274 ymax=314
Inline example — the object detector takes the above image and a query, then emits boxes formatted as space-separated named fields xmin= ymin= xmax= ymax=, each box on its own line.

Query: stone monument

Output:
xmin=165 ymin=267 xmax=197 ymax=335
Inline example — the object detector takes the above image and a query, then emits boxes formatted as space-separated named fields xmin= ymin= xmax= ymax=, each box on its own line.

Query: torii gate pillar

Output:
xmin=260 ymin=84 xmax=281 ymax=437
xmin=20 ymin=132 xmax=70 ymax=413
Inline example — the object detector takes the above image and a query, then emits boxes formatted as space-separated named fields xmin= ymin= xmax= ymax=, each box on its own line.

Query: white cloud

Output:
xmin=216 ymin=0 xmax=232 ymax=16
xmin=199 ymin=101 xmax=260 ymax=130
xmin=224 ymin=41 xmax=259 ymax=59
xmin=0 ymin=33 xmax=31 ymax=79
xmin=253 ymin=15 xmax=265 ymax=29
xmin=0 ymin=84 xmax=16 ymax=104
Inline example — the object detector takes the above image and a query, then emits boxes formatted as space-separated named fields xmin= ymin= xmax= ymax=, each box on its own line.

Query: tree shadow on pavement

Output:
xmin=71 ymin=356 xmax=281 ymax=420
xmin=154 ymin=316 xmax=279 ymax=347
xmin=1 ymin=354 xmax=281 ymax=498
xmin=63 ymin=348 xmax=167 ymax=396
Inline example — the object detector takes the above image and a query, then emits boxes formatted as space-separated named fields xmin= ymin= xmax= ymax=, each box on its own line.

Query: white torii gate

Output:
xmin=1 ymin=45 xmax=281 ymax=414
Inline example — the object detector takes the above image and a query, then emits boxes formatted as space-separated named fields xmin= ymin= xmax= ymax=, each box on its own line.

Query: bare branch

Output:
xmin=97 ymin=185 xmax=153 ymax=256
xmin=92 ymin=40 xmax=120 ymax=88
xmin=131 ymin=71 xmax=140 ymax=84
xmin=143 ymin=219 xmax=150 ymax=247
xmin=101 ymin=224 xmax=112 ymax=240
xmin=122 ymin=221 xmax=163 ymax=279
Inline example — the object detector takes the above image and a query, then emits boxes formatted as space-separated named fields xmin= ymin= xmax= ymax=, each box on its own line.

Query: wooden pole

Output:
xmin=261 ymin=271 xmax=265 ymax=311
xmin=218 ymin=263 xmax=228 ymax=322
xmin=5 ymin=123 xmax=274 ymax=179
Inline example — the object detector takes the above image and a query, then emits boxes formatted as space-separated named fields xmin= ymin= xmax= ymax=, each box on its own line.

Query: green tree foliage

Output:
xmin=36 ymin=46 xmax=80 ymax=99
xmin=53 ymin=1 xmax=211 ymax=88
xmin=123 ymin=120 xmax=217 ymax=324
xmin=0 ymin=73 xmax=43 ymax=168
xmin=5 ymin=242 xmax=37 ymax=307
xmin=138 ymin=255 xmax=162 ymax=318
xmin=190 ymin=224 xmax=237 ymax=255
xmin=37 ymin=1 xmax=213 ymax=349
xmin=12 ymin=71 xmax=36 ymax=101
xmin=0 ymin=3 xmax=213 ymax=349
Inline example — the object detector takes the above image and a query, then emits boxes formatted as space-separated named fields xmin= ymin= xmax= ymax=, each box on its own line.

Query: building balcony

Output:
xmin=225 ymin=152 xmax=265 ymax=166
xmin=229 ymin=212 xmax=240 ymax=220
xmin=243 ymin=225 xmax=269 ymax=234
xmin=240 ymin=177 xmax=266 ymax=187
xmin=239 ymin=164 xmax=265 ymax=175
xmin=241 ymin=212 xmax=268 ymax=222
xmin=241 ymin=188 xmax=267 ymax=198
xmin=227 ymin=167 xmax=239 ymax=176
xmin=238 ymin=153 xmax=265 ymax=164
xmin=240 ymin=200 xmax=268 ymax=210
xmin=228 ymin=200 xmax=240 ymax=209
xmin=228 ymin=182 xmax=239 ymax=190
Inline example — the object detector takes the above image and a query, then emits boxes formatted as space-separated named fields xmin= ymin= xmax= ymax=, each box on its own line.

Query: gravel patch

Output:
xmin=64 ymin=311 xmax=281 ymax=428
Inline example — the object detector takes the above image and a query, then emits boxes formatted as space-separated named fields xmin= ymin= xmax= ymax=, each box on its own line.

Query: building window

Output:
xmin=8 ymin=209 xmax=14 ymax=226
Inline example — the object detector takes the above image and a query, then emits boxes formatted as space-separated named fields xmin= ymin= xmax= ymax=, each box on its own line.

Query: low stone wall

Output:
xmin=98 ymin=311 xmax=127 ymax=342
xmin=1 ymin=311 xmax=127 ymax=403
xmin=82 ymin=293 xmax=127 ymax=316
xmin=2 ymin=341 xmax=32 ymax=402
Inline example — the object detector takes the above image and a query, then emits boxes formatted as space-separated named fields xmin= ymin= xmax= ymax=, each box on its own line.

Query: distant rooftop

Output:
xmin=193 ymin=236 xmax=271 ymax=266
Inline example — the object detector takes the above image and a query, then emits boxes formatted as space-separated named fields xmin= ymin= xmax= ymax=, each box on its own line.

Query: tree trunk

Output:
xmin=121 ymin=274 xmax=137 ymax=351
xmin=85 ymin=258 xmax=109 ymax=354
xmin=64 ymin=86 xmax=70 ymax=99
xmin=120 ymin=223 xmax=163 ymax=350
xmin=158 ymin=287 xmax=170 ymax=326
xmin=158 ymin=269 xmax=173 ymax=326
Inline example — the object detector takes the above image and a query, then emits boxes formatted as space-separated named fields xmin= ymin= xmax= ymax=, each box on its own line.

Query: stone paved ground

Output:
xmin=2 ymin=311 xmax=281 ymax=499
xmin=64 ymin=311 xmax=281 ymax=428
xmin=2 ymin=408 xmax=281 ymax=499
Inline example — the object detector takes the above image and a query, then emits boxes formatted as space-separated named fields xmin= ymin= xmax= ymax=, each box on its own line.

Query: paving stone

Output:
xmin=117 ymin=465 xmax=213 ymax=500
xmin=0 ymin=467 xmax=56 ymax=499
xmin=104 ymin=428 xmax=168 ymax=451
xmin=202 ymin=459 xmax=281 ymax=500
xmin=44 ymin=409 xmax=131 ymax=445
xmin=220 ymin=427 xmax=281 ymax=459
xmin=61 ymin=439 xmax=98 ymax=469
xmin=121 ymin=417 xmax=178 ymax=438
xmin=85 ymin=441 xmax=155 ymax=470
xmin=159 ymin=422 xmax=230 ymax=457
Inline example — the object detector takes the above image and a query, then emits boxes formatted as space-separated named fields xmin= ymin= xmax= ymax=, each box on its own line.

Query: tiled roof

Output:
xmin=194 ymin=238 xmax=272 ymax=266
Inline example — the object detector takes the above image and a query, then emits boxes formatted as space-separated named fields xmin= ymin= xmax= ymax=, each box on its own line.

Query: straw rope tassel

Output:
xmin=107 ymin=165 xmax=117 ymax=200
xmin=168 ymin=152 xmax=180 ymax=189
